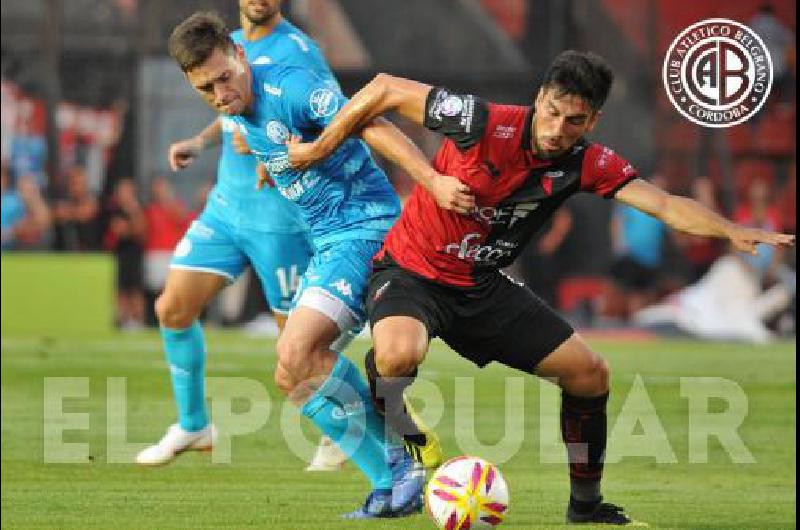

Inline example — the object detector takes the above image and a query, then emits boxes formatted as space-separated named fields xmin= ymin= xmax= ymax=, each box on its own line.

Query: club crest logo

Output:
xmin=662 ymin=18 xmax=773 ymax=128
xmin=266 ymin=121 xmax=290 ymax=145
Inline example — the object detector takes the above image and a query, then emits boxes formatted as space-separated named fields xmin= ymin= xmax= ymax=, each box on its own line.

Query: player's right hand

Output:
xmin=168 ymin=137 xmax=202 ymax=172
xmin=431 ymin=174 xmax=475 ymax=215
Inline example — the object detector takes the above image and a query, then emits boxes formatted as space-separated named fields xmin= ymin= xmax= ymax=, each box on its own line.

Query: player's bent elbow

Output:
xmin=371 ymin=72 xmax=393 ymax=90
xmin=368 ymin=73 xmax=400 ymax=104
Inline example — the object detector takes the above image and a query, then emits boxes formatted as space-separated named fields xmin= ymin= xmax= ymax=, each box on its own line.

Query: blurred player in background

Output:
xmin=161 ymin=12 xmax=470 ymax=518
xmin=286 ymin=51 xmax=795 ymax=525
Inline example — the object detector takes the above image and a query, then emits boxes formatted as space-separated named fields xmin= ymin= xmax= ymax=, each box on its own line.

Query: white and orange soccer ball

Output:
xmin=425 ymin=456 xmax=509 ymax=529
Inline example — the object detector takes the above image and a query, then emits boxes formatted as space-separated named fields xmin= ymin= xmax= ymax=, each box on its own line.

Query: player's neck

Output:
xmin=240 ymin=13 xmax=284 ymax=41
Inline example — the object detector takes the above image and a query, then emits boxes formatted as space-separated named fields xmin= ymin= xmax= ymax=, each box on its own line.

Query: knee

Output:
xmin=374 ymin=339 xmax=424 ymax=377
xmin=275 ymin=334 xmax=313 ymax=385
xmin=565 ymin=353 xmax=610 ymax=397
xmin=154 ymin=291 xmax=196 ymax=329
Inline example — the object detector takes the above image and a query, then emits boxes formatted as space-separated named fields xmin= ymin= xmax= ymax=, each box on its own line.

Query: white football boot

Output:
xmin=136 ymin=423 xmax=217 ymax=466
xmin=305 ymin=435 xmax=348 ymax=471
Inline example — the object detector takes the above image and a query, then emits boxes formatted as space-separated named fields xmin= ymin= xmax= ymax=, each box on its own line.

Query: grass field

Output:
xmin=1 ymin=331 xmax=796 ymax=529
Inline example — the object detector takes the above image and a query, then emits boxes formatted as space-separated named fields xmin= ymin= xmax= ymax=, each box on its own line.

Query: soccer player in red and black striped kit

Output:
xmin=287 ymin=51 xmax=795 ymax=525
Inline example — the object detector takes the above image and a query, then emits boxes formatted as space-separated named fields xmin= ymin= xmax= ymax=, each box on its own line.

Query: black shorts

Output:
xmin=367 ymin=256 xmax=574 ymax=374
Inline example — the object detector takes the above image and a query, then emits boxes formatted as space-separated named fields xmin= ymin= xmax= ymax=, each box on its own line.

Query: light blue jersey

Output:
xmin=213 ymin=20 xmax=336 ymax=233
xmin=172 ymin=20 xmax=338 ymax=311
xmin=233 ymin=63 xmax=401 ymax=251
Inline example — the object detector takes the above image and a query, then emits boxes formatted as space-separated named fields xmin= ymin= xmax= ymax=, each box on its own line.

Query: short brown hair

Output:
xmin=168 ymin=11 xmax=234 ymax=73
xmin=542 ymin=50 xmax=614 ymax=110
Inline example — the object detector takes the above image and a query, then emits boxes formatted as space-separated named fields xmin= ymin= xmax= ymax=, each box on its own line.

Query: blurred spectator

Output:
xmin=734 ymin=177 xmax=781 ymax=241
xmin=608 ymin=176 xmax=669 ymax=319
xmin=733 ymin=177 xmax=787 ymax=287
xmin=52 ymin=166 xmax=101 ymax=251
xmin=749 ymin=4 xmax=796 ymax=103
xmin=775 ymin=162 xmax=796 ymax=233
xmin=673 ymin=177 xmax=725 ymax=282
xmin=1 ymin=165 xmax=51 ymax=250
xmin=634 ymin=251 xmax=795 ymax=344
xmin=104 ymin=178 xmax=146 ymax=329
xmin=143 ymin=177 xmax=192 ymax=296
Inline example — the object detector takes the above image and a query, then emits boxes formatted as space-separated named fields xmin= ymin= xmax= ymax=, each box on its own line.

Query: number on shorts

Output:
xmin=275 ymin=265 xmax=300 ymax=299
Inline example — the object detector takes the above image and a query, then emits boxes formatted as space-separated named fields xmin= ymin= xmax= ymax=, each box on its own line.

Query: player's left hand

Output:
xmin=232 ymin=130 xmax=252 ymax=155
xmin=430 ymin=174 xmax=475 ymax=215
xmin=286 ymin=135 xmax=324 ymax=170
xmin=727 ymin=225 xmax=795 ymax=254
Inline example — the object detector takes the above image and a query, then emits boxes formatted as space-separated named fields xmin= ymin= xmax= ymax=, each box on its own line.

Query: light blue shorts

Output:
xmin=171 ymin=208 xmax=313 ymax=315
xmin=293 ymin=239 xmax=383 ymax=334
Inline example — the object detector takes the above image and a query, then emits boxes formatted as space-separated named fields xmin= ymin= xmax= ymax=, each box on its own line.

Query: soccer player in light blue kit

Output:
xmin=165 ymin=11 xmax=472 ymax=518
xmin=137 ymin=1 xmax=349 ymax=469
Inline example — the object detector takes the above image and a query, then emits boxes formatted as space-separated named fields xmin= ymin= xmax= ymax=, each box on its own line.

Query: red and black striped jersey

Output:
xmin=377 ymin=87 xmax=639 ymax=287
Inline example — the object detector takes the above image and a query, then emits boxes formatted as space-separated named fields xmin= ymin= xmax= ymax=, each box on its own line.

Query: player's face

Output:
xmin=240 ymin=0 xmax=282 ymax=25
xmin=532 ymin=87 xmax=600 ymax=159
xmin=186 ymin=46 xmax=252 ymax=116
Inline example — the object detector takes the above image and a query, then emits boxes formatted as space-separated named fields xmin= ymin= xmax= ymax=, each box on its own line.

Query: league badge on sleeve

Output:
xmin=309 ymin=88 xmax=339 ymax=118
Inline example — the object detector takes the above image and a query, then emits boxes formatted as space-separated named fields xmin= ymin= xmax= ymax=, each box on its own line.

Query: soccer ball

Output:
xmin=425 ymin=456 xmax=509 ymax=529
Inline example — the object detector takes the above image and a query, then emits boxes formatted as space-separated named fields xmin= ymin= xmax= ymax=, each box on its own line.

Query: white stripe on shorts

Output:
xmin=169 ymin=264 xmax=236 ymax=283
xmin=294 ymin=286 xmax=359 ymax=334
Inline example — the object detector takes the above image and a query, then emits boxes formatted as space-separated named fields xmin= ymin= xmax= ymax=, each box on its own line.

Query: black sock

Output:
xmin=561 ymin=390 xmax=609 ymax=505
xmin=364 ymin=348 xmax=426 ymax=445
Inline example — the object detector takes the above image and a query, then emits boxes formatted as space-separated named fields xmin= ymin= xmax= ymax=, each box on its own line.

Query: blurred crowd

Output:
xmin=4 ymin=151 xmax=793 ymax=340
xmin=1 ymin=162 xmax=213 ymax=329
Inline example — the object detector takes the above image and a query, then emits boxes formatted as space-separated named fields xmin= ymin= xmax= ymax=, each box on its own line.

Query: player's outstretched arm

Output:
xmin=288 ymin=74 xmax=431 ymax=170
xmin=359 ymin=118 xmax=474 ymax=214
xmin=615 ymin=178 xmax=795 ymax=254
xmin=167 ymin=119 xmax=223 ymax=171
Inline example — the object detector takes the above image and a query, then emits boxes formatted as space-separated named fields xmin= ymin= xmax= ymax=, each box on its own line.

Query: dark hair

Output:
xmin=169 ymin=11 xmax=234 ymax=73
xmin=541 ymin=50 xmax=614 ymax=110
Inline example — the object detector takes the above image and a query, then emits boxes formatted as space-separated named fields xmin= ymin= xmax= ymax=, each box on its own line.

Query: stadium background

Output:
xmin=1 ymin=1 xmax=796 ymax=528
xmin=1 ymin=0 xmax=795 ymax=334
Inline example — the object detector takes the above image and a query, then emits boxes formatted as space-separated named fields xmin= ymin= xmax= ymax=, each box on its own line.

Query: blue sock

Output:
xmin=161 ymin=322 xmax=208 ymax=432
xmin=302 ymin=354 xmax=394 ymax=489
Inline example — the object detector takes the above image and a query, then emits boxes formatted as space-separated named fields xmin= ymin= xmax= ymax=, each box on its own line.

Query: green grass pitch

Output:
xmin=1 ymin=332 xmax=795 ymax=529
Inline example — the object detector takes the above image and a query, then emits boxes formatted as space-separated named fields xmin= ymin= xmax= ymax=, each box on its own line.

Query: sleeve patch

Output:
xmin=309 ymin=88 xmax=339 ymax=118
xmin=424 ymin=87 xmax=489 ymax=151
